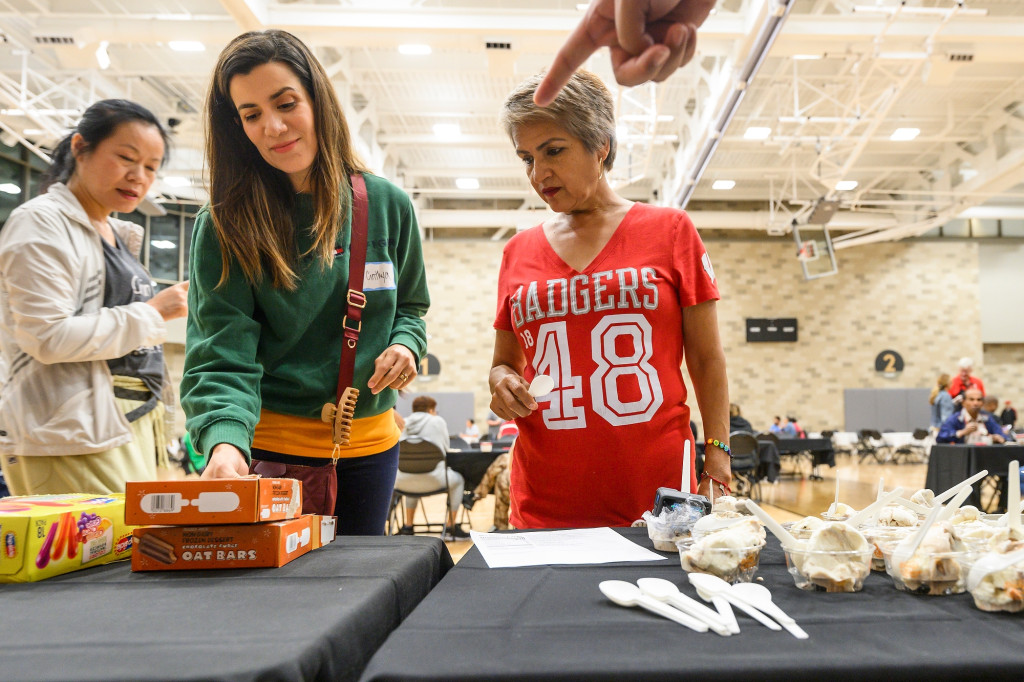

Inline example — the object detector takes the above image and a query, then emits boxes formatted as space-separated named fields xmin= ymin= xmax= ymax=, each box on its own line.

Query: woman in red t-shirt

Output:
xmin=488 ymin=71 xmax=730 ymax=529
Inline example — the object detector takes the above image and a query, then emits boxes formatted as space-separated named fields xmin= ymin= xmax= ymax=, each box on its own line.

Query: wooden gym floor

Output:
xmin=411 ymin=449 xmax=931 ymax=562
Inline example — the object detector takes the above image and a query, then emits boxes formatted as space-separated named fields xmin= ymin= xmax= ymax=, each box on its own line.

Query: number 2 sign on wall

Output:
xmin=875 ymin=350 xmax=905 ymax=377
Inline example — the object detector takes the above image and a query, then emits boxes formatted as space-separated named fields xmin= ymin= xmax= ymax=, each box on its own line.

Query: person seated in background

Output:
xmin=788 ymin=416 xmax=807 ymax=439
xmin=948 ymin=357 xmax=985 ymax=404
xmin=769 ymin=416 xmax=782 ymax=434
xmin=473 ymin=452 xmax=511 ymax=531
xmin=459 ymin=418 xmax=481 ymax=446
xmin=779 ymin=416 xmax=798 ymax=438
xmin=729 ymin=404 xmax=753 ymax=433
xmin=497 ymin=419 xmax=520 ymax=440
xmin=396 ymin=396 xmax=469 ymax=539
xmin=937 ymin=387 xmax=1007 ymax=445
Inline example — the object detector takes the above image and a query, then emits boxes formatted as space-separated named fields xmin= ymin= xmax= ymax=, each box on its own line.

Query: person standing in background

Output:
xmin=0 ymin=99 xmax=188 ymax=495
xmin=948 ymin=357 xmax=985 ymax=404
xmin=929 ymin=373 xmax=955 ymax=433
xmin=1001 ymin=401 xmax=1017 ymax=431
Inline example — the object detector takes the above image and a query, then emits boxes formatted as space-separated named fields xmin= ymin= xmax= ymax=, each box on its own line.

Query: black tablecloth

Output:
xmin=926 ymin=444 xmax=1021 ymax=512
xmin=360 ymin=528 xmax=1024 ymax=682
xmin=446 ymin=448 xmax=507 ymax=491
xmin=0 ymin=536 xmax=452 ymax=682
xmin=776 ymin=437 xmax=836 ymax=468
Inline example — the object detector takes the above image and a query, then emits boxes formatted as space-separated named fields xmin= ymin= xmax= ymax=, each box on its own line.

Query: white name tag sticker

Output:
xmin=363 ymin=262 xmax=396 ymax=291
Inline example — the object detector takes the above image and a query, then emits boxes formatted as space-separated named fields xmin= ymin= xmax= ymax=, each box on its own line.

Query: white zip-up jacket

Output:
xmin=0 ymin=183 xmax=172 ymax=456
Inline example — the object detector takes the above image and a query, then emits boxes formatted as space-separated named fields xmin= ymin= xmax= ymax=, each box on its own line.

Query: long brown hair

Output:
xmin=205 ymin=29 xmax=366 ymax=289
xmin=929 ymin=373 xmax=950 ymax=405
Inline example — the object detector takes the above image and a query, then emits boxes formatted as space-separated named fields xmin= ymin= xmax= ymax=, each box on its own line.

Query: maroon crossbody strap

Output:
xmin=336 ymin=173 xmax=368 ymax=401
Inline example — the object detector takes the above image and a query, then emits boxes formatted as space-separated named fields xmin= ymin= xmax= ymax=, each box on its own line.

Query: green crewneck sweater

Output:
xmin=181 ymin=173 xmax=429 ymax=461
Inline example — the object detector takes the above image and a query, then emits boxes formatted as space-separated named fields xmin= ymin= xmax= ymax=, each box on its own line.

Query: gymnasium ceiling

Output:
xmin=1 ymin=0 xmax=1023 ymax=250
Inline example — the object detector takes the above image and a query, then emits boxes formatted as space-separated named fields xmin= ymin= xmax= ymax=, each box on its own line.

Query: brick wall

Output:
xmin=164 ymin=237 xmax=1022 ymax=438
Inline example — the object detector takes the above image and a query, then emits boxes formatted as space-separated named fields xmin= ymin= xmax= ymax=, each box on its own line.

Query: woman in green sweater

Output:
xmin=181 ymin=30 xmax=429 ymax=535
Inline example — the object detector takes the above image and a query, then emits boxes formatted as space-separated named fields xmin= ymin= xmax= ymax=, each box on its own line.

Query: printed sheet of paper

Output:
xmin=470 ymin=527 xmax=667 ymax=568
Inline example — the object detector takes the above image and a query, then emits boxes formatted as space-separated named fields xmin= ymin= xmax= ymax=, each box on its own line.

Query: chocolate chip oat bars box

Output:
xmin=130 ymin=515 xmax=337 ymax=571
xmin=124 ymin=477 xmax=301 ymax=526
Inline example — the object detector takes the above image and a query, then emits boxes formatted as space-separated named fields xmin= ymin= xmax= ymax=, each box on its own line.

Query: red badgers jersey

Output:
xmin=494 ymin=203 xmax=720 ymax=528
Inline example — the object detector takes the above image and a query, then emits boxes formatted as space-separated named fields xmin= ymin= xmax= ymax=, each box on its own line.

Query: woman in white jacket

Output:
xmin=0 ymin=99 xmax=189 ymax=495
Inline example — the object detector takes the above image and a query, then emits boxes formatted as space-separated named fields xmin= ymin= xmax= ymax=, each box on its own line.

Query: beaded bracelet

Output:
xmin=705 ymin=438 xmax=731 ymax=456
xmin=700 ymin=471 xmax=732 ymax=496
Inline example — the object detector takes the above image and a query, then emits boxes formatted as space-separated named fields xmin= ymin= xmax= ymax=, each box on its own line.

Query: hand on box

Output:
xmin=201 ymin=443 xmax=249 ymax=479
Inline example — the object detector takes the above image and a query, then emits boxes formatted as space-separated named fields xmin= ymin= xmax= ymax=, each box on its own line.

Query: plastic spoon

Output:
xmin=995 ymin=500 xmax=1024 ymax=527
xmin=528 ymin=374 xmax=554 ymax=398
xmin=598 ymin=580 xmax=708 ymax=633
xmin=894 ymin=497 xmax=930 ymax=515
xmin=966 ymin=547 xmax=1024 ymax=592
xmin=936 ymin=484 xmax=974 ymax=523
xmin=729 ymin=583 xmax=809 ymax=640
xmin=637 ymin=578 xmax=732 ymax=636
xmin=1007 ymin=460 xmax=1021 ymax=532
xmin=846 ymin=487 xmax=905 ymax=527
xmin=687 ymin=573 xmax=781 ymax=631
xmin=933 ymin=470 xmax=989 ymax=505
xmin=891 ymin=501 xmax=946 ymax=569
xmin=743 ymin=499 xmax=802 ymax=550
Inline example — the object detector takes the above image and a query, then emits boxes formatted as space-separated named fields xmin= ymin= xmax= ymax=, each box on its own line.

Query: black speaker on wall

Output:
xmin=746 ymin=318 xmax=798 ymax=343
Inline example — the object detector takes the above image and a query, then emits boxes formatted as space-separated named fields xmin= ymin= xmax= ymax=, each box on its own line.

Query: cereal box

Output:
xmin=0 ymin=494 xmax=134 ymax=583
xmin=130 ymin=514 xmax=336 ymax=571
xmin=124 ymin=477 xmax=301 ymax=526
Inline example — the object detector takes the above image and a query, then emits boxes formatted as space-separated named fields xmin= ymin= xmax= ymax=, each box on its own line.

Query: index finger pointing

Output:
xmin=535 ymin=25 xmax=601 ymax=107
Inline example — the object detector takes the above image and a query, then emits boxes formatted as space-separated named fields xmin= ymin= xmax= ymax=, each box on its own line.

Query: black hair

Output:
xmin=39 ymin=99 xmax=170 ymax=194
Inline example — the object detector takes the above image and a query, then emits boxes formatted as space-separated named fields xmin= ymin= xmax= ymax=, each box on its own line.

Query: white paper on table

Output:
xmin=469 ymin=527 xmax=668 ymax=568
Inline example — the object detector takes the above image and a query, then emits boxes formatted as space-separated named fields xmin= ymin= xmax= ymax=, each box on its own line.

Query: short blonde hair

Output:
xmin=500 ymin=70 xmax=616 ymax=171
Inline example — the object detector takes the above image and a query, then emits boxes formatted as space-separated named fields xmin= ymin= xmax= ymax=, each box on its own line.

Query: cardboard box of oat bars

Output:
xmin=124 ymin=477 xmax=301 ymax=526
xmin=130 ymin=515 xmax=336 ymax=571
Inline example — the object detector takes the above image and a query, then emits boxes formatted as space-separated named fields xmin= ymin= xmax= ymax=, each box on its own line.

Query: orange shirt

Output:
xmin=252 ymin=408 xmax=400 ymax=459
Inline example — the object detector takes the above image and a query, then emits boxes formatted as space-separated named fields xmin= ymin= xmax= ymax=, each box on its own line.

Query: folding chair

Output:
xmin=728 ymin=431 xmax=761 ymax=501
xmin=856 ymin=429 xmax=889 ymax=464
xmin=388 ymin=440 xmax=451 ymax=537
xmin=892 ymin=428 xmax=929 ymax=464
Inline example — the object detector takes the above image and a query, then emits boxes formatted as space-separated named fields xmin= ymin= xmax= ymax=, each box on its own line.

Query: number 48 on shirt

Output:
xmin=525 ymin=313 xmax=664 ymax=430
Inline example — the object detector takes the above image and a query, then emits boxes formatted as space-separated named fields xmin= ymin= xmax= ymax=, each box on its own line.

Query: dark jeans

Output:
xmin=251 ymin=443 xmax=400 ymax=536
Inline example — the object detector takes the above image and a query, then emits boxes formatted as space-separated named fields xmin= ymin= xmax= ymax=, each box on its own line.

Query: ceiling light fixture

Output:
xmin=432 ymin=123 xmax=461 ymax=140
xmin=712 ymin=180 xmax=736 ymax=190
xmin=455 ymin=178 xmax=480 ymax=190
xmin=890 ymin=127 xmax=920 ymax=141
xmin=168 ymin=41 xmax=205 ymax=52
xmin=95 ymin=41 xmax=110 ymax=70
xmin=835 ymin=180 xmax=858 ymax=191
xmin=150 ymin=240 xmax=176 ymax=249
xmin=398 ymin=44 xmax=432 ymax=56
xmin=163 ymin=176 xmax=191 ymax=187
xmin=743 ymin=126 xmax=772 ymax=140
xmin=0 ymin=182 xmax=21 ymax=194
xmin=674 ymin=0 xmax=796 ymax=208
xmin=792 ymin=54 xmax=821 ymax=60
